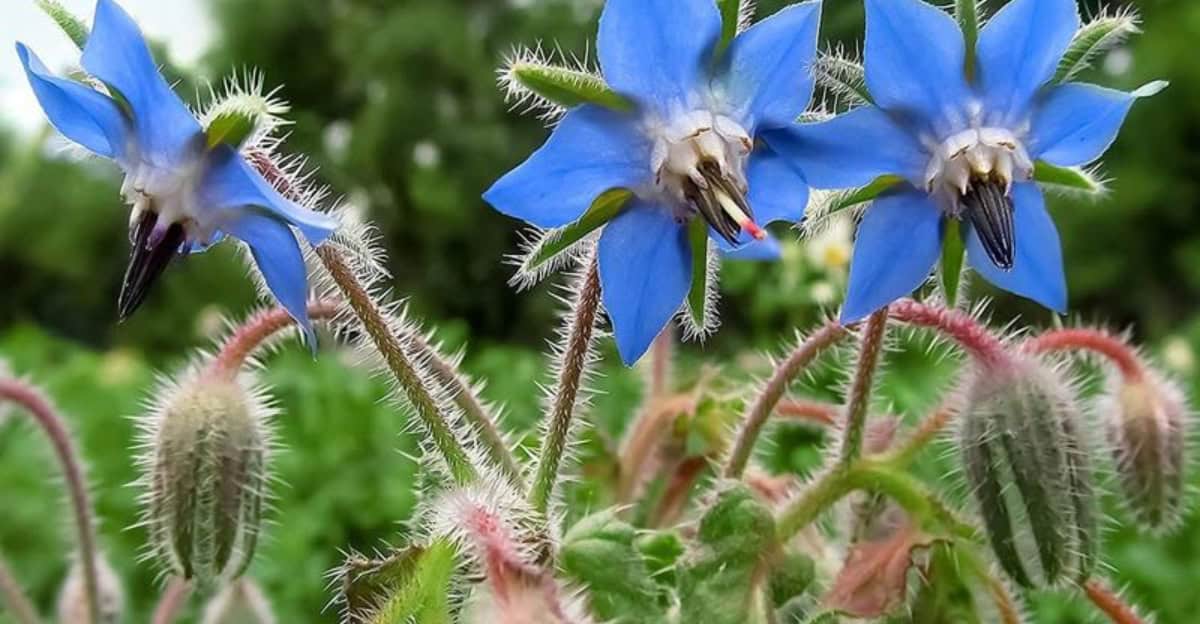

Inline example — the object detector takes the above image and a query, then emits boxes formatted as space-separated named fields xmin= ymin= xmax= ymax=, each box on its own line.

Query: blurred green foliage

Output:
xmin=0 ymin=0 xmax=1198 ymax=622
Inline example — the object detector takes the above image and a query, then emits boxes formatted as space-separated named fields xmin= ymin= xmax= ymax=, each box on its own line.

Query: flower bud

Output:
xmin=1104 ymin=374 xmax=1189 ymax=532
xmin=201 ymin=579 xmax=276 ymax=624
xmin=56 ymin=551 xmax=124 ymax=624
xmin=139 ymin=370 xmax=273 ymax=589
xmin=959 ymin=358 xmax=1098 ymax=587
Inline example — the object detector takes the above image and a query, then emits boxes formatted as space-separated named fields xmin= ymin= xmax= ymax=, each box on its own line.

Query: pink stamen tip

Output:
xmin=743 ymin=221 xmax=766 ymax=240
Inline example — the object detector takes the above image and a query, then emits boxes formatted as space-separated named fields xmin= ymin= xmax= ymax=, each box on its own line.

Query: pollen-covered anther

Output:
xmin=652 ymin=111 xmax=761 ymax=245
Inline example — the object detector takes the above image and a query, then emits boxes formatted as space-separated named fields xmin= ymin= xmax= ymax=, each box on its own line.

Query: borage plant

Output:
xmin=0 ymin=0 xmax=1188 ymax=623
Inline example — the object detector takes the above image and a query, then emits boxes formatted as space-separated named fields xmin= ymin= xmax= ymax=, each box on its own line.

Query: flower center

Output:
xmin=924 ymin=128 xmax=1034 ymax=270
xmin=651 ymin=111 xmax=765 ymax=245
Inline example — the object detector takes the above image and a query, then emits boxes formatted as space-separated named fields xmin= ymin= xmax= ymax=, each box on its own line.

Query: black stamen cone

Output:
xmin=118 ymin=211 xmax=185 ymax=321
xmin=688 ymin=161 xmax=752 ymax=246
xmin=962 ymin=179 xmax=1015 ymax=270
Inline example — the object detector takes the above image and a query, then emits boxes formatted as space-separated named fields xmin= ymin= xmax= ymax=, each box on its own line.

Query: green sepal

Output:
xmin=686 ymin=218 xmax=711 ymax=331
xmin=508 ymin=63 xmax=633 ymax=112
xmin=1054 ymin=11 xmax=1141 ymax=84
xmin=716 ymin=0 xmax=743 ymax=56
xmin=939 ymin=219 xmax=966 ymax=308
xmin=560 ymin=511 xmax=667 ymax=624
xmin=205 ymin=110 xmax=258 ymax=150
xmin=814 ymin=53 xmax=872 ymax=106
xmin=36 ymin=0 xmax=89 ymax=50
xmin=827 ymin=175 xmax=905 ymax=216
xmin=521 ymin=189 xmax=633 ymax=277
xmin=1032 ymin=161 xmax=1106 ymax=195
xmin=768 ymin=550 xmax=816 ymax=608
xmin=954 ymin=0 xmax=980 ymax=79
xmin=340 ymin=546 xmax=426 ymax=619
xmin=368 ymin=540 xmax=456 ymax=624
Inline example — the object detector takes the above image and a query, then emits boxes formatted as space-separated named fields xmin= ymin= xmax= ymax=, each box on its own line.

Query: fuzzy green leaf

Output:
xmin=686 ymin=218 xmax=711 ymax=332
xmin=368 ymin=540 xmax=456 ymax=624
xmin=716 ymin=0 xmax=743 ymax=56
xmin=508 ymin=62 xmax=632 ymax=112
xmin=1032 ymin=161 xmax=1106 ymax=195
xmin=955 ymin=0 xmax=980 ymax=79
xmin=340 ymin=546 xmax=425 ymax=620
xmin=205 ymin=111 xmax=258 ymax=150
xmin=939 ymin=219 xmax=965 ymax=307
xmin=1055 ymin=10 xmax=1141 ymax=84
xmin=520 ymin=189 xmax=632 ymax=280
xmin=814 ymin=52 xmax=872 ymax=106
xmin=560 ymin=511 xmax=666 ymax=624
xmin=827 ymin=175 xmax=905 ymax=216
xmin=36 ymin=0 xmax=89 ymax=50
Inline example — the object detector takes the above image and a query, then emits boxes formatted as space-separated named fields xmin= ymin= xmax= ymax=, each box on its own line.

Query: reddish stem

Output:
xmin=1023 ymin=328 xmax=1144 ymax=381
xmin=651 ymin=456 xmax=709 ymax=527
xmin=1084 ymin=579 xmax=1146 ymax=624
xmin=776 ymin=400 xmax=840 ymax=427
xmin=150 ymin=577 xmax=191 ymax=624
xmin=887 ymin=299 xmax=1009 ymax=367
xmin=209 ymin=300 xmax=341 ymax=378
xmin=648 ymin=327 xmax=674 ymax=398
xmin=0 ymin=378 xmax=100 ymax=623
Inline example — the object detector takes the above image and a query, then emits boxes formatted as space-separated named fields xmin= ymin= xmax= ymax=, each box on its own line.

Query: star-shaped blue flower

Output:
xmin=17 ymin=0 xmax=336 ymax=343
xmin=770 ymin=0 xmax=1156 ymax=322
xmin=484 ymin=0 xmax=822 ymax=364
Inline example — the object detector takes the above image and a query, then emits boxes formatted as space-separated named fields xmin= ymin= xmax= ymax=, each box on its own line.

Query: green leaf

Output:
xmin=36 ymin=0 xmax=89 ymax=50
xmin=716 ymin=0 xmax=743 ymax=56
xmin=560 ymin=511 xmax=667 ymax=624
xmin=686 ymin=218 xmax=711 ymax=331
xmin=939 ymin=219 xmax=965 ymax=307
xmin=369 ymin=540 xmax=456 ymax=624
xmin=1032 ymin=161 xmax=1106 ymax=195
xmin=1054 ymin=10 xmax=1141 ymax=84
xmin=954 ymin=0 xmax=980 ymax=79
xmin=506 ymin=62 xmax=633 ymax=112
xmin=518 ymin=189 xmax=632 ymax=281
xmin=677 ymin=484 xmax=778 ymax=624
xmin=340 ymin=546 xmax=426 ymax=620
xmin=826 ymin=175 xmax=905 ymax=216
xmin=205 ymin=111 xmax=258 ymax=150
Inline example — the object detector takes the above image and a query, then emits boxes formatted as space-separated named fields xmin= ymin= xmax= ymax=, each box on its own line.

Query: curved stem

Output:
xmin=882 ymin=403 xmax=957 ymax=467
xmin=1084 ymin=579 xmax=1146 ymax=624
xmin=723 ymin=322 xmax=848 ymax=478
xmin=837 ymin=308 xmax=890 ymax=469
xmin=0 ymin=553 xmax=40 ymax=624
xmin=887 ymin=299 xmax=1009 ymax=367
xmin=150 ymin=577 xmax=191 ymax=624
xmin=1023 ymin=328 xmax=1144 ymax=381
xmin=775 ymin=400 xmax=840 ymax=427
xmin=617 ymin=395 xmax=694 ymax=503
xmin=955 ymin=545 xmax=1023 ymax=624
xmin=648 ymin=327 xmax=674 ymax=398
xmin=0 ymin=379 xmax=98 ymax=624
xmin=530 ymin=257 xmax=601 ymax=515
xmin=317 ymin=246 xmax=477 ymax=485
xmin=208 ymin=300 xmax=341 ymax=378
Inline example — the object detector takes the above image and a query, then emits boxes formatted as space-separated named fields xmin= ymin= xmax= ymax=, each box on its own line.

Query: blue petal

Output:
xmin=976 ymin=0 xmax=1078 ymax=125
xmin=724 ymin=234 xmax=781 ymax=262
xmin=81 ymin=0 xmax=201 ymax=166
xmin=966 ymin=182 xmax=1065 ymax=312
xmin=484 ymin=105 xmax=651 ymax=228
xmin=199 ymin=146 xmax=338 ymax=245
xmin=863 ymin=0 xmax=971 ymax=134
xmin=763 ymin=106 xmax=927 ymax=189
xmin=842 ymin=188 xmax=942 ymax=323
xmin=597 ymin=0 xmax=721 ymax=116
xmin=598 ymin=200 xmax=692 ymax=365
xmin=1026 ymin=83 xmax=1136 ymax=167
xmin=16 ymin=43 xmax=128 ymax=160
xmin=222 ymin=211 xmax=317 ymax=349
xmin=713 ymin=147 xmax=810 ymax=251
xmin=721 ymin=0 xmax=822 ymax=132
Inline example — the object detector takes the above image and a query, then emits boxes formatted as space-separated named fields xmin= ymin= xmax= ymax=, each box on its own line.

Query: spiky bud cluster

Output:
xmin=138 ymin=370 xmax=274 ymax=589
xmin=201 ymin=579 xmax=277 ymax=624
xmin=56 ymin=551 xmax=124 ymax=624
xmin=959 ymin=357 xmax=1098 ymax=587
xmin=1104 ymin=373 xmax=1189 ymax=532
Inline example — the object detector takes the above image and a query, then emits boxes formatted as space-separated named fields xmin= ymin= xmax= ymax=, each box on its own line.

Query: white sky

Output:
xmin=0 ymin=0 xmax=213 ymax=134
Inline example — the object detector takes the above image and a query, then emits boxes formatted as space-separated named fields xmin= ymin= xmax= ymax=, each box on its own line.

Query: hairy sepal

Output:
xmin=1055 ymin=8 xmax=1142 ymax=84
xmin=500 ymin=45 xmax=632 ymax=121
xmin=509 ymin=190 xmax=632 ymax=291
xmin=36 ymin=0 xmax=89 ymax=49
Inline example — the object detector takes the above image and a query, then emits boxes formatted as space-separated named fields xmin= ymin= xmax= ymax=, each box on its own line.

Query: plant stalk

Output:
xmin=837 ymin=307 xmax=890 ymax=469
xmin=0 ymin=553 xmax=40 ymax=624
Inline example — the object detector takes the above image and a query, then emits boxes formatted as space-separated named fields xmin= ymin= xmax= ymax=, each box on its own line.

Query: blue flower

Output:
xmin=17 ymin=0 xmax=337 ymax=344
xmin=485 ymin=0 xmax=822 ymax=364
xmin=770 ymin=0 xmax=1156 ymax=323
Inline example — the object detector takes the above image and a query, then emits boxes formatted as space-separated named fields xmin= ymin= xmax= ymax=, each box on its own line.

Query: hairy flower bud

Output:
xmin=201 ymin=579 xmax=276 ymax=624
xmin=138 ymin=370 xmax=274 ymax=588
xmin=57 ymin=551 xmax=124 ymax=624
xmin=1104 ymin=374 xmax=1189 ymax=532
xmin=959 ymin=358 xmax=1098 ymax=587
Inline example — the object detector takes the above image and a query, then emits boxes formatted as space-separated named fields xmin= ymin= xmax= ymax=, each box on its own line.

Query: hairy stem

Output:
xmin=617 ymin=395 xmax=694 ymax=503
xmin=724 ymin=322 xmax=848 ymax=478
xmin=837 ymin=308 xmax=890 ymax=469
xmin=150 ymin=577 xmax=191 ymax=624
xmin=882 ymin=403 xmax=958 ymax=467
xmin=0 ymin=379 xmax=99 ymax=624
xmin=888 ymin=299 xmax=1009 ymax=367
xmin=530 ymin=257 xmax=602 ymax=515
xmin=956 ymin=545 xmax=1023 ymax=624
xmin=650 ymin=456 xmax=709 ymax=528
xmin=208 ymin=300 xmax=341 ymax=378
xmin=0 ymin=553 xmax=40 ymax=624
xmin=1023 ymin=328 xmax=1145 ymax=381
xmin=1084 ymin=579 xmax=1146 ymax=624
xmin=317 ymin=246 xmax=477 ymax=485
xmin=648 ymin=327 xmax=674 ymax=398
xmin=775 ymin=399 xmax=840 ymax=426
